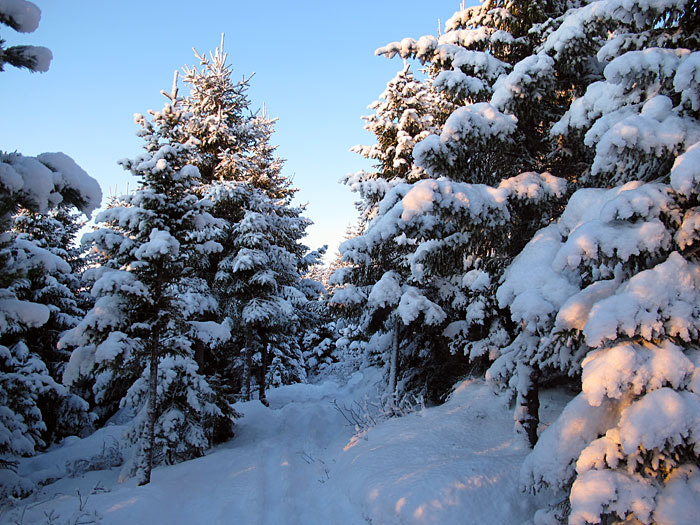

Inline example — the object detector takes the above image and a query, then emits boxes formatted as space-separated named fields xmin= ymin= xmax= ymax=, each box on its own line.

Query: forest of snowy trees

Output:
xmin=3 ymin=1 xmax=700 ymax=523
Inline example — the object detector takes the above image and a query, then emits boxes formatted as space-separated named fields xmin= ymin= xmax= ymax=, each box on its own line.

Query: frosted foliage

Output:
xmin=575 ymin=430 xmax=624 ymax=475
xmin=604 ymin=48 xmax=689 ymax=91
xmin=670 ymin=141 xmax=700 ymax=197
xmin=13 ymin=236 xmax=71 ymax=274
xmin=121 ymin=354 xmax=226 ymax=479
xmin=414 ymin=103 xmax=517 ymax=173
xmin=553 ymin=187 xmax=672 ymax=276
xmin=0 ymin=152 xmax=101 ymax=216
xmin=494 ymin=180 xmax=684 ymax=385
xmin=397 ymin=287 xmax=445 ymax=326
xmin=569 ymin=469 xmax=656 ymax=525
xmin=342 ymin=171 xmax=400 ymax=208
xmin=497 ymin=172 xmax=567 ymax=202
xmin=552 ymin=81 xmax=627 ymax=135
xmin=9 ymin=45 xmax=51 ymax=71
xmin=521 ymin=393 xmax=620 ymax=493
xmin=134 ymin=229 xmax=180 ymax=260
xmin=554 ymin=279 xmax=620 ymax=333
xmin=0 ymin=297 xmax=49 ymax=333
xmin=554 ymin=218 xmax=669 ymax=273
xmin=189 ymin=320 xmax=231 ymax=345
xmin=463 ymin=269 xmax=490 ymax=291
xmin=561 ymin=387 xmax=700 ymax=524
xmin=1 ymin=154 xmax=57 ymax=213
xmin=61 ymin=345 xmax=95 ymax=386
xmin=590 ymin=102 xmax=700 ymax=180
xmin=438 ymin=26 xmax=493 ymax=48
xmin=597 ymin=181 xmax=672 ymax=223
xmin=90 ymin=270 xmax=150 ymax=301
xmin=348 ymin=64 xmax=441 ymax=188
xmin=543 ymin=0 xmax=688 ymax=60
xmin=342 ymin=179 xmax=508 ymax=263
xmin=374 ymin=35 xmax=438 ymax=62
xmin=558 ymin=182 xmax=659 ymax=235
xmin=581 ymin=341 xmax=694 ymax=407
xmin=34 ymin=153 xmax=101 ymax=214
xmin=443 ymin=6 xmax=474 ymax=32
xmin=433 ymin=70 xmax=486 ymax=99
xmin=376 ymin=37 xmax=509 ymax=83
xmin=675 ymin=52 xmax=700 ymax=111
xmin=367 ymin=271 xmax=402 ymax=309
xmin=491 ymin=54 xmax=555 ymax=111
xmin=497 ymin=224 xmax=577 ymax=332
xmin=555 ymin=49 xmax=700 ymax=145
xmin=677 ymin=206 xmax=700 ymax=250
xmin=328 ymin=284 xmax=365 ymax=308
xmin=242 ymin=297 xmax=295 ymax=325
xmin=0 ymin=0 xmax=40 ymax=32
xmin=653 ymin=465 xmax=700 ymax=525
xmin=439 ymin=102 xmax=517 ymax=144
xmin=443 ymin=48 xmax=509 ymax=82
xmin=620 ymin=388 xmax=700 ymax=452
xmin=584 ymin=253 xmax=700 ymax=346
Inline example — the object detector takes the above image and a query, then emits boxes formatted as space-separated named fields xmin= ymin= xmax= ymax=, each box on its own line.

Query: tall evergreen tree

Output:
xmin=1 ymin=6 xmax=101 ymax=496
xmin=333 ymin=1 xmax=574 ymax=402
xmin=61 ymin=80 xmax=233 ymax=485
xmin=0 ymin=152 xmax=101 ymax=497
xmin=344 ymin=64 xmax=453 ymax=221
xmin=484 ymin=0 xmax=700 ymax=522
xmin=180 ymin=39 xmax=322 ymax=403
xmin=9 ymin=207 xmax=94 ymax=445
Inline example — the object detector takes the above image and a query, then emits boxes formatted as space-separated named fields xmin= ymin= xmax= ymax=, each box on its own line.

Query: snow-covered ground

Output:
xmin=1 ymin=369 xmax=568 ymax=524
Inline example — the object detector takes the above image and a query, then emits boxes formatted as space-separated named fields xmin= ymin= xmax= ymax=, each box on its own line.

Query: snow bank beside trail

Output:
xmin=331 ymin=379 xmax=537 ymax=524
xmin=2 ymin=372 xmax=560 ymax=525
xmin=17 ymin=425 xmax=125 ymax=487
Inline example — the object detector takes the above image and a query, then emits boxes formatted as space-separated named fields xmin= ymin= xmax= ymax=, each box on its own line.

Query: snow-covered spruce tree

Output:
xmin=9 ymin=207 xmax=94 ymax=444
xmin=343 ymin=64 xmax=453 ymax=222
xmin=60 ymin=80 xmax=233 ymax=485
xmin=0 ymin=4 xmax=99 ymax=499
xmin=0 ymin=152 xmax=101 ymax=497
xmin=180 ymin=40 xmax=322 ymax=402
xmin=333 ymin=64 xmax=459 ymax=401
xmin=181 ymin=37 xmax=294 ymax=201
xmin=332 ymin=1 xmax=574 ymax=402
xmin=484 ymin=0 xmax=700 ymax=522
xmin=201 ymin=182 xmax=321 ymax=403
xmin=0 ymin=0 xmax=51 ymax=72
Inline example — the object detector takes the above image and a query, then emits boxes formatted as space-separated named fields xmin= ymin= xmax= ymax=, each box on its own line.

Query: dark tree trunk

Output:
xmin=139 ymin=338 xmax=159 ymax=486
xmin=258 ymin=342 xmax=269 ymax=407
xmin=516 ymin=364 xmax=540 ymax=448
xmin=194 ymin=338 xmax=205 ymax=371
xmin=242 ymin=345 xmax=252 ymax=402
xmin=389 ymin=318 xmax=401 ymax=401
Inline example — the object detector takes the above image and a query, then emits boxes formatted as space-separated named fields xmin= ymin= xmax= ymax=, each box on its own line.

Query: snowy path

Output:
xmin=2 ymin=371 xmax=547 ymax=524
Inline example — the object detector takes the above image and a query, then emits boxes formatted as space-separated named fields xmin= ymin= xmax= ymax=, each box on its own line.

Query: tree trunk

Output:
xmin=194 ymin=338 xmax=205 ymax=371
xmin=242 ymin=344 xmax=252 ymax=402
xmin=258 ymin=342 xmax=268 ymax=407
xmin=389 ymin=318 xmax=400 ymax=401
xmin=242 ymin=328 xmax=254 ymax=402
xmin=515 ymin=363 xmax=540 ymax=448
xmin=139 ymin=338 xmax=159 ymax=486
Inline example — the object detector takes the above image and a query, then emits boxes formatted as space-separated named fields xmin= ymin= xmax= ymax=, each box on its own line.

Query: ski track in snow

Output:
xmin=1 ymin=371 xmax=553 ymax=524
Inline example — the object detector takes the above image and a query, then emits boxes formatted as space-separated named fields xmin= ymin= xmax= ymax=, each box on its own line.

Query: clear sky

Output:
xmin=1 ymin=1 xmax=473 ymax=259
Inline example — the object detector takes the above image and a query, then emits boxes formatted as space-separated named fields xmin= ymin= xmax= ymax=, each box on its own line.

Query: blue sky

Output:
xmin=1 ymin=1 xmax=473 ymax=258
